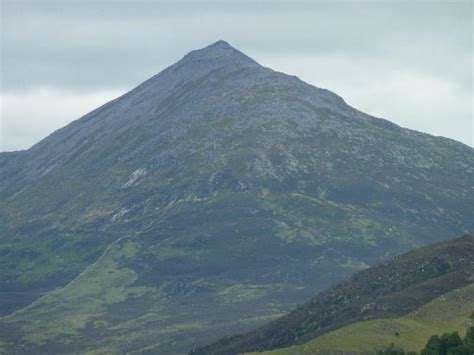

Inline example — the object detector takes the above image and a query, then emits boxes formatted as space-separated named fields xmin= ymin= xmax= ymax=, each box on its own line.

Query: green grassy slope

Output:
xmin=193 ymin=235 xmax=474 ymax=355
xmin=261 ymin=283 xmax=474 ymax=354
xmin=0 ymin=236 xmax=287 ymax=354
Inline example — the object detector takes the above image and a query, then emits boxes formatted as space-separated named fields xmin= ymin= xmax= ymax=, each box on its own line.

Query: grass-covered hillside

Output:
xmin=194 ymin=235 xmax=474 ymax=355
xmin=259 ymin=283 xmax=474 ymax=354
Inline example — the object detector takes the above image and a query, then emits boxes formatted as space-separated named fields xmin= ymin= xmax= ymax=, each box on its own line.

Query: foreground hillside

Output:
xmin=261 ymin=284 xmax=474 ymax=354
xmin=1 ymin=41 xmax=473 ymax=353
xmin=194 ymin=235 xmax=474 ymax=354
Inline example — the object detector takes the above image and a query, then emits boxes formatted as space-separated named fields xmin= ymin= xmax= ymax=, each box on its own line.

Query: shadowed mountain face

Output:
xmin=0 ymin=41 xmax=473 ymax=354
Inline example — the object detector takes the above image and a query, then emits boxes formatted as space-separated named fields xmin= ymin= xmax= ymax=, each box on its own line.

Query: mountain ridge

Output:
xmin=192 ymin=234 xmax=474 ymax=354
xmin=260 ymin=283 xmax=474 ymax=354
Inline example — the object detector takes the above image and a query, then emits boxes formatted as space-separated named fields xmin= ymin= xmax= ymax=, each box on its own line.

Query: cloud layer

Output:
xmin=1 ymin=1 xmax=472 ymax=151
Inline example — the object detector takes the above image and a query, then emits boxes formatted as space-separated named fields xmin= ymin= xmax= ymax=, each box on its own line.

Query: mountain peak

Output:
xmin=208 ymin=39 xmax=233 ymax=49
xmin=180 ymin=40 xmax=259 ymax=67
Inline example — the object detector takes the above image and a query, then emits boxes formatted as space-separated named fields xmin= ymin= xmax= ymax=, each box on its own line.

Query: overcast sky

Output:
xmin=0 ymin=1 xmax=472 ymax=152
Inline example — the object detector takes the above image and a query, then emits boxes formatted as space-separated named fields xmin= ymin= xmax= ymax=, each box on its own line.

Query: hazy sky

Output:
xmin=1 ymin=0 xmax=472 ymax=152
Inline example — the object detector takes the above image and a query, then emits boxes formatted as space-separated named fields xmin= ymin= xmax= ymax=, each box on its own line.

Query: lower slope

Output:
xmin=0 ymin=235 xmax=292 ymax=354
xmin=260 ymin=283 xmax=474 ymax=354
xmin=192 ymin=235 xmax=474 ymax=354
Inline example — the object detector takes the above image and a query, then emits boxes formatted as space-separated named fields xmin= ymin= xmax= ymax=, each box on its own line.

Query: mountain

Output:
xmin=193 ymin=235 xmax=474 ymax=355
xmin=0 ymin=41 xmax=473 ymax=354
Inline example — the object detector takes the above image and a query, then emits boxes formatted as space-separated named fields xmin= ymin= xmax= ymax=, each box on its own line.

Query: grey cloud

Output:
xmin=1 ymin=1 xmax=471 ymax=92
xmin=0 ymin=0 xmax=472 ymax=149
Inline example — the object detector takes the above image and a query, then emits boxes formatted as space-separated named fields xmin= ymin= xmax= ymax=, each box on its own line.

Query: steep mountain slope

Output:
xmin=262 ymin=283 xmax=474 ymax=354
xmin=0 ymin=41 xmax=473 ymax=353
xmin=194 ymin=235 xmax=474 ymax=355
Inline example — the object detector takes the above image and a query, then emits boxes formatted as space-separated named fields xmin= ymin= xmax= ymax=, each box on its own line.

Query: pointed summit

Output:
xmin=207 ymin=39 xmax=233 ymax=49
xmin=181 ymin=40 xmax=259 ymax=67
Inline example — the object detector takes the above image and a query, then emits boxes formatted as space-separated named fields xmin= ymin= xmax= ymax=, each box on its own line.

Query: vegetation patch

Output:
xmin=1 ymin=239 xmax=154 ymax=346
xmin=218 ymin=284 xmax=271 ymax=303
